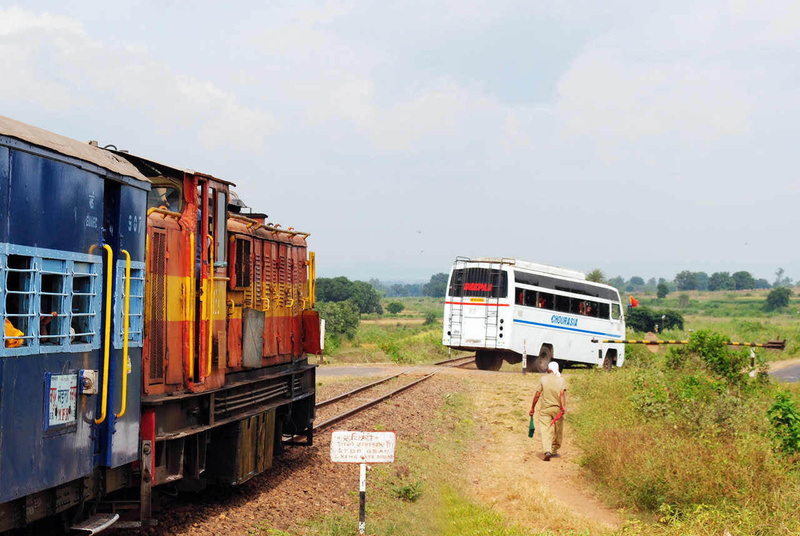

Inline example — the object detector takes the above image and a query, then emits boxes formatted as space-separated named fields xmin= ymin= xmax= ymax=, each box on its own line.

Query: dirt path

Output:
xmin=458 ymin=368 xmax=621 ymax=533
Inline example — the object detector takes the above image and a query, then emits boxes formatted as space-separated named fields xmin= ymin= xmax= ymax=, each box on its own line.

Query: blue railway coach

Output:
xmin=0 ymin=117 xmax=148 ymax=531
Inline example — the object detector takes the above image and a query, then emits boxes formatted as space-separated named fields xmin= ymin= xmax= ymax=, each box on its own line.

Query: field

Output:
xmin=307 ymin=289 xmax=800 ymax=535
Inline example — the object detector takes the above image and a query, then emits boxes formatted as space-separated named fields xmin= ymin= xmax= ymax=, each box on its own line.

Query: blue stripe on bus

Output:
xmin=512 ymin=318 xmax=622 ymax=339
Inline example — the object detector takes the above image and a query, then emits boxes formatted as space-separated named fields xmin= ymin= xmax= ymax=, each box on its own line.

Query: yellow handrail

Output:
xmin=147 ymin=207 xmax=181 ymax=220
xmin=207 ymin=241 xmax=214 ymax=377
xmin=115 ymin=250 xmax=131 ymax=418
xmin=188 ymin=233 xmax=195 ymax=380
xmin=95 ymin=244 xmax=113 ymax=425
xmin=308 ymin=252 xmax=316 ymax=308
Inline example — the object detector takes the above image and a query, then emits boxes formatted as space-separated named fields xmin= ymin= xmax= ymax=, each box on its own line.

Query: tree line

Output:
xmin=588 ymin=267 xmax=793 ymax=293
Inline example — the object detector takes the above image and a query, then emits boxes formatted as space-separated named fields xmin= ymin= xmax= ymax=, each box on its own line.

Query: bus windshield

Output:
xmin=448 ymin=268 xmax=508 ymax=298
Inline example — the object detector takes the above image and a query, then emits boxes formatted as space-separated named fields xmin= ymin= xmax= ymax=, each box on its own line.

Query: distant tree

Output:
xmin=678 ymin=293 xmax=690 ymax=308
xmin=351 ymin=280 xmax=383 ymax=314
xmin=695 ymin=272 xmax=709 ymax=291
xmin=316 ymin=277 xmax=382 ymax=314
xmin=775 ymin=268 xmax=794 ymax=288
xmin=368 ymin=278 xmax=387 ymax=294
xmin=646 ymin=277 xmax=657 ymax=287
xmin=765 ymin=287 xmax=792 ymax=311
xmin=586 ymin=269 xmax=606 ymax=283
xmin=316 ymin=300 xmax=360 ymax=338
xmin=708 ymin=272 xmax=735 ymax=291
xmin=657 ymin=282 xmax=670 ymax=299
xmin=756 ymin=278 xmax=772 ymax=290
xmin=422 ymin=273 xmax=448 ymax=297
xmin=316 ymin=276 xmax=355 ymax=303
xmin=386 ymin=302 xmax=404 ymax=314
xmin=732 ymin=271 xmax=756 ymax=290
xmin=675 ymin=271 xmax=698 ymax=291
xmin=630 ymin=276 xmax=645 ymax=286
xmin=608 ymin=276 xmax=626 ymax=290
xmin=389 ymin=283 xmax=410 ymax=297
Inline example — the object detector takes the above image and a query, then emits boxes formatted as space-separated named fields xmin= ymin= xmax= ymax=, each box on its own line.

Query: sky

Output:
xmin=1 ymin=1 xmax=798 ymax=283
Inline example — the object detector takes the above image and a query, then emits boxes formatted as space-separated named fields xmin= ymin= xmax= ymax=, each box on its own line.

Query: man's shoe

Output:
xmin=544 ymin=452 xmax=551 ymax=461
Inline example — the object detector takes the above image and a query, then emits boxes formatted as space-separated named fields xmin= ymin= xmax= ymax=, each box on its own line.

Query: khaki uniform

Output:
xmin=536 ymin=374 xmax=566 ymax=454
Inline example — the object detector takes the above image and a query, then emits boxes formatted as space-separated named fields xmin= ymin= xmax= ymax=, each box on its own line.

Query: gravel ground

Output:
xmin=119 ymin=374 xmax=462 ymax=536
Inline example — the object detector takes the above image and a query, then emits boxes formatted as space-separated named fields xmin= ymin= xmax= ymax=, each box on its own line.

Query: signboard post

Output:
xmin=331 ymin=431 xmax=396 ymax=535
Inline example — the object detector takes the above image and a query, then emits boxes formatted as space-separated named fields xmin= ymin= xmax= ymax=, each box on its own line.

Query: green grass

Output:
xmin=571 ymin=334 xmax=800 ymax=536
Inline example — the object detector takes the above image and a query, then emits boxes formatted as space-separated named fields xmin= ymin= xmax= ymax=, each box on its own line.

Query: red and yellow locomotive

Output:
xmin=127 ymin=152 xmax=319 ymax=513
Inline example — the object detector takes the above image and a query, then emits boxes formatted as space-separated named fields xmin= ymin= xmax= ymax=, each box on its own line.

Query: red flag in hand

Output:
xmin=550 ymin=407 xmax=565 ymax=426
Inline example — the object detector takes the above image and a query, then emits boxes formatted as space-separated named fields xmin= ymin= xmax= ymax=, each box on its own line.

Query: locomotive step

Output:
xmin=69 ymin=513 xmax=119 ymax=535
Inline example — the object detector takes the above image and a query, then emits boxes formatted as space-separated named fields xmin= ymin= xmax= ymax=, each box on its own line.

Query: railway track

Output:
xmin=314 ymin=355 xmax=474 ymax=432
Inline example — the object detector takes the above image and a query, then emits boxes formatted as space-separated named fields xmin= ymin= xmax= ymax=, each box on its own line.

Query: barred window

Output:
xmin=1 ymin=249 xmax=101 ymax=355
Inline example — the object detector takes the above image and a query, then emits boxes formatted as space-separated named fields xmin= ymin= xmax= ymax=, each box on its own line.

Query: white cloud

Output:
xmin=0 ymin=7 xmax=278 ymax=152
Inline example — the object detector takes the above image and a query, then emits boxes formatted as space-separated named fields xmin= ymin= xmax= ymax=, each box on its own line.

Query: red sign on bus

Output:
xmin=464 ymin=283 xmax=493 ymax=292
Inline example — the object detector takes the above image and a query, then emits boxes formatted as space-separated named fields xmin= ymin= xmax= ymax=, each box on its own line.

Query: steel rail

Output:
xmin=313 ymin=355 xmax=475 ymax=432
xmin=316 ymin=368 xmax=414 ymax=408
xmin=314 ymin=370 xmax=437 ymax=432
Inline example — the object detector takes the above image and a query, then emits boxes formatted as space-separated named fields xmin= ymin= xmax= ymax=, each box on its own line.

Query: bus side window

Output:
xmin=524 ymin=290 xmax=538 ymax=308
xmin=555 ymin=295 xmax=570 ymax=313
xmin=516 ymin=289 xmax=524 ymax=305
xmin=586 ymin=300 xmax=599 ymax=317
xmin=539 ymin=292 xmax=554 ymax=310
xmin=611 ymin=303 xmax=621 ymax=320
xmin=598 ymin=302 xmax=610 ymax=319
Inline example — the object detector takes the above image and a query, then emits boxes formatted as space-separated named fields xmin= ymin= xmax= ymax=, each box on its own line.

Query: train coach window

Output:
xmin=147 ymin=186 xmax=182 ymax=212
xmin=235 ymin=238 xmax=251 ymax=288
xmin=71 ymin=262 xmax=99 ymax=345
xmin=4 ymin=255 xmax=35 ymax=348
xmin=39 ymin=259 xmax=69 ymax=345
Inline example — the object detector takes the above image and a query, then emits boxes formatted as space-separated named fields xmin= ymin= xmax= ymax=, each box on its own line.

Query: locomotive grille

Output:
xmin=149 ymin=231 xmax=167 ymax=382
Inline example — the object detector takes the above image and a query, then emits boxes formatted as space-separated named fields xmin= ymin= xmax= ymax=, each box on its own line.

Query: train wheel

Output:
xmin=533 ymin=346 xmax=552 ymax=373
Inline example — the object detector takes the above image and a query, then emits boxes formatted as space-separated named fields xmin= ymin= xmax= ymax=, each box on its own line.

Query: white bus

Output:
xmin=442 ymin=257 xmax=625 ymax=371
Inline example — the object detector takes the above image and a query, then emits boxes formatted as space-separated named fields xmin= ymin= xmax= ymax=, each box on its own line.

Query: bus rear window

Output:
xmin=449 ymin=268 xmax=508 ymax=298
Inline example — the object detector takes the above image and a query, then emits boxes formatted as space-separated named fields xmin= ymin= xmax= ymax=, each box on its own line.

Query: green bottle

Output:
xmin=528 ymin=416 xmax=535 ymax=438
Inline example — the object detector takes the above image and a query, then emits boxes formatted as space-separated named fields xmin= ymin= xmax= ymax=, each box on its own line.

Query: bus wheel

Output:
xmin=533 ymin=347 xmax=552 ymax=373
xmin=602 ymin=353 xmax=614 ymax=371
xmin=476 ymin=351 xmax=502 ymax=371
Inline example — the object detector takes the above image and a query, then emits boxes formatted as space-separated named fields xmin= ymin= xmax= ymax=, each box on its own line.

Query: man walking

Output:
xmin=529 ymin=361 xmax=566 ymax=461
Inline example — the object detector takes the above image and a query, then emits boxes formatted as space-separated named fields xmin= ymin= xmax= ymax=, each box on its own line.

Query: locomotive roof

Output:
xmin=0 ymin=115 xmax=149 ymax=183
xmin=109 ymin=149 xmax=236 ymax=187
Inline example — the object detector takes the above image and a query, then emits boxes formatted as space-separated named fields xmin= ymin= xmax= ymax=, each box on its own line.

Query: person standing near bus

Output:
xmin=529 ymin=361 xmax=566 ymax=461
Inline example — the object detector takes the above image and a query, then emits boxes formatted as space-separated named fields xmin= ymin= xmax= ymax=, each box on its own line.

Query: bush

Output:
xmin=387 ymin=301 xmax=405 ymax=314
xmin=627 ymin=306 xmax=684 ymax=332
xmin=423 ymin=311 xmax=438 ymax=325
xmin=765 ymin=287 xmax=792 ymax=311
xmin=768 ymin=392 xmax=800 ymax=455
xmin=316 ymin=300 xmax=360 ymax=339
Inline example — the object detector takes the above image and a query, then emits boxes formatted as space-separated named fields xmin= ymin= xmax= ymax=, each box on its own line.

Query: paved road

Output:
xmin=771 ymin=363 xmax=800 ymax=383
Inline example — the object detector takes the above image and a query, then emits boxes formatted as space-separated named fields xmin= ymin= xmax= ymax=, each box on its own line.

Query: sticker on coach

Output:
xmin=45 ymin=373 xmax=78 ymax=430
